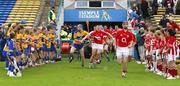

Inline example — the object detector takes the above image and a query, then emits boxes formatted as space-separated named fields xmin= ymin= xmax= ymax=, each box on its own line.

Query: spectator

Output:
xmin=136 ymin=0 xmax=142 ymax=14
xmin=64 ymin=25 xmax=71 ymax=34
xmin=137 ymin=27 xmax=146 ymax=64
xmin=129 ymin=9 xmax=140 ymax=21
xmin=158 ymin=0 xmax=163 ymax=7
xmin=60 ymin=26 xmax=68 ymax=40
xmin=60 ymin=26 xmax=72 ymax=40
xmin=152 ymin=0 xmax=159 ymax=15
xmin=165 ymin=2 xmax=174 ymax=14
xmin=141 ymin=0 xmax=149 ymax=19
xmin=159 ymin=15 xmax=170 ymax=28
xmin=176 ymin=0 xmax=180 ymax=14
xmin=132 ymin=5 xmax=141 ymax=15
xmin=164 ymin=0 xmax=174 ymax=7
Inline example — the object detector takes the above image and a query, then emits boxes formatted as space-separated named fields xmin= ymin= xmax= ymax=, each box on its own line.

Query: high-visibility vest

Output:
xmin=48 ymin=10 xmax=56 ymax=22
xmin=61 ymin=30 xmax=68 ymax=40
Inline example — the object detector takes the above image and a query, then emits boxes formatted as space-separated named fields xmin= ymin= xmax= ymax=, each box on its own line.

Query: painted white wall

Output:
xmin=64 ymin=0 xmax=75 ymax=8
xmin=64 ymin=0 xmax=128 ymax=9
xmin=115 ymin=0 xmax=128 ymax=9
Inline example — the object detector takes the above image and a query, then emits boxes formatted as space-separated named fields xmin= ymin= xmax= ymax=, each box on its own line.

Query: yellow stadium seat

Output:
xmin=5 ymin=0 xmax=40 ymax=27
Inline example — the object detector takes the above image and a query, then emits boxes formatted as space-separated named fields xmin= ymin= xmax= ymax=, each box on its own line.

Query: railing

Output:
xmin=56 ymin=0 xmax=64 ymax=39
xmin=56 ymin=0 xmax=64 ymax=57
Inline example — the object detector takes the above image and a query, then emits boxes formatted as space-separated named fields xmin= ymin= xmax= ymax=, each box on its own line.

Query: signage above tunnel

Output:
xmin=64 ymin=9 xmax=127 ymax=22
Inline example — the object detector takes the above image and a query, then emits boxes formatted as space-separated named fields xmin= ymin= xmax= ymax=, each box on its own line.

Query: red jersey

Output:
xmin=154 ymin=36 xmax=161 ymax=50
xmin=170 ymin=21 xmax=180 ymax=31
xmin=159 ymin=37 xmax=166 ymax=50
xmin=144 ymin=33 xmax=151 ymax=48
xmin=114 ymin=29 xmax=134 ymax=47
xmin=111 ymin=29 xmax=118 ymax=37
xmin=102 ymin=31 xmax=109 ymax=43
xmin=150 ymin=36 xmax=156 ymax=50
xmin=144 ymin=33 xmax=154 ymax=52
xmin=166 ymin=36 xmax=179 ymax=55
xmin=104 ymin=29 xmax=111 ymax=34
xmin=90 ymin=30 xmax=110 ymax=44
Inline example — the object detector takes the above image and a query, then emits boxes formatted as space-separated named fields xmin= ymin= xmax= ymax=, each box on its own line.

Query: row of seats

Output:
xmin=0 ymin=0 xmax=16 ymax=26
xmin=4 ymin=0 xmax=41 ymax=29
xmin=152 ymin=8 xmax=180 ymax=26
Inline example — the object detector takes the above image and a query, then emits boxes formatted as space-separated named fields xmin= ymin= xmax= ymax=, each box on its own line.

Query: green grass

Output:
xmin=0 ymin=57 xmax=180 ymax=86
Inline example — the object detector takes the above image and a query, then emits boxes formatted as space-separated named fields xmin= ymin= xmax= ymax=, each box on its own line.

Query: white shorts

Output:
xmin=167 ymin=54 xmax=177 ymax=62
xmin=116 ymin=47 xmax=130 ymax=59
xmin=91 ymin=43 xmax=104 ymax=50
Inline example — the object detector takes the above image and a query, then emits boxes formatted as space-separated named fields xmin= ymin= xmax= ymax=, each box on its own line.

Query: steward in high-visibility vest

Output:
xmin=48 ymin=7 xmax=56 ymax=23
xmin=60 ymin=29 xmax=72 ymax=40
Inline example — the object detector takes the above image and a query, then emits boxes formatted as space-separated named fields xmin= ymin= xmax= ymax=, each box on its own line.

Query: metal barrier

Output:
xmin=55 ymin=0 xmax=64 ymax=57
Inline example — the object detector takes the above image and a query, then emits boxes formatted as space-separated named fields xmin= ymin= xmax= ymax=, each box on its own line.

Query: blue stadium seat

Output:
xmin=0 ymin=17 xmax=7 ymax=20
xmin=0 ymin=0 xmax=16 ymax=26
xmin=1 ymin=15 xmax=9 ymax=17
xmin=0 ymin=20 xmax=5 ymax=23
xmin=0 ymin=12 xmax=9 ymax=15
xmin=1 ymin=5 xmax=14 ymax=7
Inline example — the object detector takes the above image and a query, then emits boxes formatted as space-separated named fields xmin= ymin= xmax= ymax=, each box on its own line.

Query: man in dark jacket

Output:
xmin=141 ymin=0 xmax=149 ymax=19
xmin=137 ymin=27 xmax=146 ymax=64
xmin=159 ymin=15 xmax=170 ymax=28
xmin=152 ymin=0 xmax=159 ymax=15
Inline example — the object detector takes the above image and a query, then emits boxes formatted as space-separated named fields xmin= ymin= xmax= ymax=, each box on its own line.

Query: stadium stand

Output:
xmin=152 ymin=8 xmax=180 ymax=26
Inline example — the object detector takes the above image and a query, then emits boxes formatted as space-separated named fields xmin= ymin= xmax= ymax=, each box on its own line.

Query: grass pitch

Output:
xmin=0 ymin=57 xmax=180 ymax=86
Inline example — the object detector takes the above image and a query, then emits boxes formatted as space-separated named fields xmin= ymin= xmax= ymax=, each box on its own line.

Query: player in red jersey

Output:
xmin=82 ymin=25 xmax=113 ymax=68
xmin=155 ymin=30 xmax=166 ymax=76
xmin=104 ymin=25 xmax=111 ymax=34
xmin=107 ymin=26 xmax=115 ymax=53
xmin=144 ymin=28 xmax=156 ymax=71
xmin=101 ymin=25 xmax=111 ymax=62
xmin=113 ymin=22 xmax=135 ymax=78
xmin=165 ymin=29 xmax=179 ymax=79
xmin=152 ymin=30 xmax=165 ymax=74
